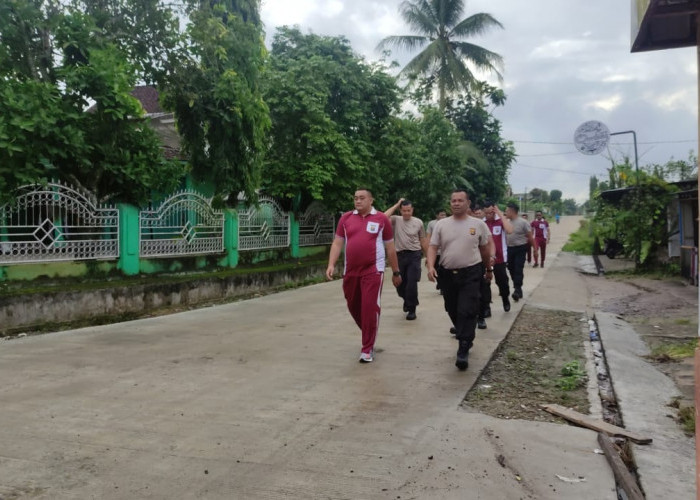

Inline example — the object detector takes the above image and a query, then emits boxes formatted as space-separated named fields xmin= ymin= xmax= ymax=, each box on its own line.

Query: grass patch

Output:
xmin=0 ymin=255 xmax=329 ymax=298
xmin=650 ymin=339 xmax=697 ymax=360
xmin=557 ymin=360 xmax=586 ymax=390
xmin=562 ymin=219 xmax=595 ymax=255
xmin=464 ymin=307 xmax=590 ymax=421
xmin=669 ymin=397 xmax=696 ymax=435
xmin=674 ymin=318 xmax=693 ymax=325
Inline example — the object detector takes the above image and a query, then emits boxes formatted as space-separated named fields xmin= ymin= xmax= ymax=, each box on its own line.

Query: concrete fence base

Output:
xmin=1 ymin=262 xmax=329 ymax=335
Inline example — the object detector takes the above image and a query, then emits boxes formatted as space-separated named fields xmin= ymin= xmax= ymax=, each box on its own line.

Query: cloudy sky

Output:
xmin=259 ymin=0 xmax=697 ymax=203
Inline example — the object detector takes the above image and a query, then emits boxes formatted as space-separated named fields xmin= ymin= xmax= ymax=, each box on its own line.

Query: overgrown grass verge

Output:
xmin=562 ymin=219 xmax=596 ymax=255
xmin=0 ymin=255 xmax=328 ymax=298
xmin=669 ymin=397 xmax=696 ymax=436
xmin=648 ymin=339 xmax=697 ymax=361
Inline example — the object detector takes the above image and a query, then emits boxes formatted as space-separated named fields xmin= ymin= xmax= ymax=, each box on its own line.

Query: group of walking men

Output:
xmin=326 ymin=188 xmax=550 ymax=370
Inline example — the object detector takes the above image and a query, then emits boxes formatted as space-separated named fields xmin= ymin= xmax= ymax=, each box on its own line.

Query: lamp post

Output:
xmin=609 ymin=130 xmax=641 ymax=265
xmin=574 ymin=121 xmax=642 ymax=266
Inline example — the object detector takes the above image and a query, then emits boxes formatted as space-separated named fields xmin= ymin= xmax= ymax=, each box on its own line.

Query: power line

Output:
xmin=517 ymin=151 xmax=577 ymax=157
xmin=513 ymin=162 xmax=605 ymax=176
xmin=511 ymin=139 xmax=696 ymax=145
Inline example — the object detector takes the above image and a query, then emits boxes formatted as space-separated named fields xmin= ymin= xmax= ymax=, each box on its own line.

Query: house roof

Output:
xmin=631 ymin=0 xmax=700 ymax=52
xmin=130 ymin=85 xmax=163 ymax=114
xmin=86 ymin=85 xmax=164 ymax=115
xmin=599 ymin=179 xmax=697 ymax=204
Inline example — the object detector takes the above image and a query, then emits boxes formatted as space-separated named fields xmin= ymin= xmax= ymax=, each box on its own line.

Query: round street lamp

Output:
xmin=574 ymin=120 xmax=641 ymax=265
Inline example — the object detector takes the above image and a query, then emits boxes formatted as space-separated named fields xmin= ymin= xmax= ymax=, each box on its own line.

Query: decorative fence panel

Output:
xmin=0 ymin=181 xmax=119 ymax=264
xmin=238 ymin=196 xmax=290 ymax=251
xmin=299 ymin=202 xmax=335 ymax=246
xmin=139 ymin=191 xmax=224 ymax=257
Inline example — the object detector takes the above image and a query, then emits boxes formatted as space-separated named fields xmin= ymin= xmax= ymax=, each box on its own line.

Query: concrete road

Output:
xmin=0 ymin=216 xmax=617 ymax=499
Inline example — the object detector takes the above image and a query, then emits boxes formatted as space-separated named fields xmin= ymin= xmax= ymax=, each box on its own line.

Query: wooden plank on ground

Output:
xmin=541 ymin=404 xmax=652 ymax=444
xmin=597 ymin=432 xmax=645 ymax=500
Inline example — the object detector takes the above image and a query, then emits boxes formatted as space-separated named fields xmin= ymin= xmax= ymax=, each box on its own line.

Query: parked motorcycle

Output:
xmin=603 ymin=238 xmax=624 ymax=259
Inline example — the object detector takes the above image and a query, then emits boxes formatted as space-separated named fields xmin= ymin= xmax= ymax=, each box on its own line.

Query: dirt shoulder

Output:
xmin=463 ymin=306 xmax=591 ymax=421
xmin=586 ymin=269 xmax=697 ymax=405
xmin=463 ymin=254 xmax=696 ymax=435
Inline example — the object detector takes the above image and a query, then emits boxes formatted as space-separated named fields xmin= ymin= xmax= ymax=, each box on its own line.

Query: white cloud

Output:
xmin=651 ymin=88 xmax=697 ymax=114
xmin=261 ymin=0 xmax=317 ymax=27
xmin=587 ymin=94 xmax=623 ymax=112
xmin=529 ymin=39 xmax=595 ymax=60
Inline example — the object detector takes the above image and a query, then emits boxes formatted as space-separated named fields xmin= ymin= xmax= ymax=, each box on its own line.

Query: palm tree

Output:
xmin=378 ymin=0 xmax=504 ymax=110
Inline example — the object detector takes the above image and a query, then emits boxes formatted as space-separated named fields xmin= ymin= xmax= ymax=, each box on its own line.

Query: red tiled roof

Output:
xmin=85 ymin=85 xmax=164 ymax=114
xmin=131 ymin=85 xmax=163 ymax=114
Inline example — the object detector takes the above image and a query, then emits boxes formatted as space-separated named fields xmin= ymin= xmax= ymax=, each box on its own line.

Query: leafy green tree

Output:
xmin=594 ymin=170 xmax=677 ymax=266
xmin=646 ymin=151 xmax=697 ymax=182
xmin=378 ymin=108 xmax=470 ymax=216
xmin=444 ymin=84 xmax=515 ymax=202
xmin=73 ymin=0 xmax=182 ymax=84
xmin=561 ymin=198 xmax=578 ymax=215
xmin=0 ymin=2 xmax=184 ymax=203
xmin=161 ymin=0 xmax=270 ymax=204
xmin=377 ymin=0 xmax=504 ymax=110
xmin=549 ymin=189 xmax=562 ymax=203
xmin=262 ymin=27 xmax=400 ymax=213
xmin=529 ymin=188 xmax=549 ymax=204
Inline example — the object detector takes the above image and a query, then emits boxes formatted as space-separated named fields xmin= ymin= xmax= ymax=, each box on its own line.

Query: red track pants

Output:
xmin=342 ymin=272 xmax=384 ymax=354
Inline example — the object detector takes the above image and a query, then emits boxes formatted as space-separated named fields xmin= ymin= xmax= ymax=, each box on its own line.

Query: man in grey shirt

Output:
xmin=385 ymin=198 xmax=428 ymax=320
xmin=505 ymin=202 xmax=535 ymax=302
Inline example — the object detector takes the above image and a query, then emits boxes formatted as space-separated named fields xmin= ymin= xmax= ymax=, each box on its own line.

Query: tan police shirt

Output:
xmin=506 ymin=216 xmax=531 ymax=247
xmin=390 ymin=216 xmax=426 ymax=252
xmin=429 ymin=216 xmax=490 ymax=269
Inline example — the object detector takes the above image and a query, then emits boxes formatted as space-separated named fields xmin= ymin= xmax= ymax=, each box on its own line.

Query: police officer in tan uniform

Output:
xmin=426 ymin=190 xmax=495 ymax=371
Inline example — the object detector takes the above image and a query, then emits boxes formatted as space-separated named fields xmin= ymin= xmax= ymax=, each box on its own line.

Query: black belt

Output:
xmin=397 ymin=249 xmax=421 ymax=254
xmin=444 ymin=264 xmax=479 ymax=274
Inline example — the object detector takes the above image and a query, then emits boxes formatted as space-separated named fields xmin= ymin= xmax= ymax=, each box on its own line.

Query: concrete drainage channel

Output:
xmin=588 ymin=318 xmax=644 ymax=499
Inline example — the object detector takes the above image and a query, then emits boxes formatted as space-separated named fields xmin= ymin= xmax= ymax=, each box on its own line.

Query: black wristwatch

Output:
xmin=393 ymin=271 xmax=401 ymax=277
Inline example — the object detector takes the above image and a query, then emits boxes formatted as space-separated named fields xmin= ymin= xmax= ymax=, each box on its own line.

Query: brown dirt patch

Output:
xmin=587 ymin=273 xmax=697 ymax=404
xmin=462 ymin=306 xmax=590 ymax=421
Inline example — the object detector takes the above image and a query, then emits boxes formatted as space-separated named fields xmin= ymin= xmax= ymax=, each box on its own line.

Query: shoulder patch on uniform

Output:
xmin=469 ymin=228 xmax=476 ymax=235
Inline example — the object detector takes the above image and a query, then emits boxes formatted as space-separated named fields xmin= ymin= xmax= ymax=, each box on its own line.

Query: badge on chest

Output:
xmin=366 ymin=221 xmax=380 ymax=234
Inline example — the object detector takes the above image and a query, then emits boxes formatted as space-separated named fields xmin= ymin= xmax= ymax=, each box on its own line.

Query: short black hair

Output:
xmin=451 ymin=188 xmax=469 ymax=198
xmin=355 ymin=187 xmax=373 ymax=197
xmin=401 ymin=199 xmax=413 ymax=207
xmin=506 ymin=202 xmax=520 ymax=213
xmin=483 ymin=200 xmax=495 ymax=208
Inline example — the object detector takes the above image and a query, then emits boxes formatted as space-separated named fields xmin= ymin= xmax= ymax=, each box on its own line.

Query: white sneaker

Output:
xmin=359 ymin=351 xmax=373 ymax=363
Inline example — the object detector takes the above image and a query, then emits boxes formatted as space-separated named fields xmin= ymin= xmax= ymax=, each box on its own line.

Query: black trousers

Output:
xmin=507 ymin=244 xmax=528 ymax=291
xmin=396 ymin=250 xmax=422 ymax=312
xmin=480 ymin=262 xmax=510 ymax=314
xmin=438 ymin=263 xmax=482 ymax=348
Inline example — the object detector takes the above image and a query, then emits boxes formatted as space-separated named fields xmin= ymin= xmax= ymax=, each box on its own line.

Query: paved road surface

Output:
xmin=1 ymin=216 xmax=620 ymax=499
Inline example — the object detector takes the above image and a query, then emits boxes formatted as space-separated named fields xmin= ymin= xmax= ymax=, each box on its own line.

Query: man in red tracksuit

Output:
xmin=326 ymin=188 xmax=401 ymax=363
xmin=480 ymin=201 xmax=514 ymax=318
xmin=531 ymin=210 xmax=550 ymax=268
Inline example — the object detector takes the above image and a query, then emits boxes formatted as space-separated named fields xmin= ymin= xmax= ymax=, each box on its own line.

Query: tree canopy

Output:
xmin=444 ymin=84 xmax=515 ymax=203
xmin=160 ymin=0 xmax=270 ymax=205
xmin=0 ymin=0 xmax=184 ymax=204
xmin=378 ymin=0 xmax=504 ymax=110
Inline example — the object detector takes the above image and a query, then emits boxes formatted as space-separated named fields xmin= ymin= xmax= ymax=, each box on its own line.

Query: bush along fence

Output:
xmin=0 ymin=181 xmax=335 ymax=281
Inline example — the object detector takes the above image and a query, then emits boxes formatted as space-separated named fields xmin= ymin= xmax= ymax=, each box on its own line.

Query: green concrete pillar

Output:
xmin=223 ymin=209 xmax=239 ymax=268
xmin=0 ymin=215 xmax=6 ymax=281
xmin=117 ymin=203 xmax=140 ymax=275
xmin=290 ymin=194 xmax=301 ymax=259
xmin=290 ymin=212 xmax=300 ymax=259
